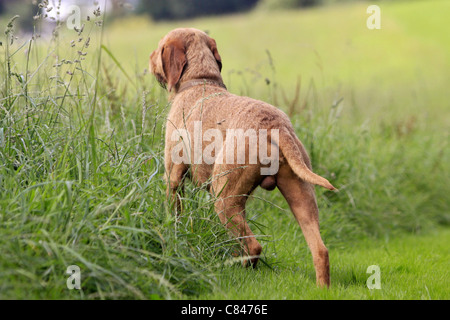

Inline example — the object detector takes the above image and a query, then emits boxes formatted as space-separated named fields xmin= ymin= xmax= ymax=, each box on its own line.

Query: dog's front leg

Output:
xmin=165 ymin=163 xmax=187 ymax=215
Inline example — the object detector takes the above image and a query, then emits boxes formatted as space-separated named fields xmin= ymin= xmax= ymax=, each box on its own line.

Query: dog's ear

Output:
xmin=208 ymin=37 xmax=222 ymax=72
xmin=161 ymin=39 xmax=186 ymax=92
xmin=149 ymin=50 xmax=166 ymax=87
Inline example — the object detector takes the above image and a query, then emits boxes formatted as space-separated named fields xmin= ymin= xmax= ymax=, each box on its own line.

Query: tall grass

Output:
xmin=0 ymin=0 xmax=448 ymax=299
xmin=0 ymin=5 xmax=235 ymax=299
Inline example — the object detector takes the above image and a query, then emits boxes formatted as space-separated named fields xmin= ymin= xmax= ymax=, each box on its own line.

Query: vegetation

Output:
xmin=198 ymin=228 xmax=450 ymax=299
xmin=137 ymin=0 xmax=259 ymax=21
xmin=0 ymin=0 xmax=448 ymax=299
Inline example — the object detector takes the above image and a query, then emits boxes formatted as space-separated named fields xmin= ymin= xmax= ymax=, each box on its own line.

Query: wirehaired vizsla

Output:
xmin=150 ymin=28 xmax=336 ymax=287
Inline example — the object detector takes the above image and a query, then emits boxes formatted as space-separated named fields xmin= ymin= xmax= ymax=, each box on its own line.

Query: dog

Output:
xmin=150 ymin=28 xmax=336 ymax=287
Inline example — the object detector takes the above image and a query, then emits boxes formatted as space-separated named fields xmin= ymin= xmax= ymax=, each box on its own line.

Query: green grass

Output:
xmin=197 ymin=228 xmax=450 ymax=299
xmin=0 ymin=0 xmax=449 ymax=299
xmin=105 ymin=0 xmax=450 ymax=125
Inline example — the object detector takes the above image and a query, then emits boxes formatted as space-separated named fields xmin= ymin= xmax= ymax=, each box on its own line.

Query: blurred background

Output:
xmin=0 ymin=0 xmax=371 ymax=29
xmin=1 ymin=0 xmax=448 ymax=127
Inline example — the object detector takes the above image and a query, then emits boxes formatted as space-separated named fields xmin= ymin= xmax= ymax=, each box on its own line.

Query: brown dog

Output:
xmin=150 ymin=28 xmax=336 ymax=287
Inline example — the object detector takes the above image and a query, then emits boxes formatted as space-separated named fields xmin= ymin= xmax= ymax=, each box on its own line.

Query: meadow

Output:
xmin=0 ymin=0 xmax=448 ymax=299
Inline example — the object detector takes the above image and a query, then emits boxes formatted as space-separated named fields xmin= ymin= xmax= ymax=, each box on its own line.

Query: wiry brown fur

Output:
xmin=150 ymin=28 xmax=336 ymax=287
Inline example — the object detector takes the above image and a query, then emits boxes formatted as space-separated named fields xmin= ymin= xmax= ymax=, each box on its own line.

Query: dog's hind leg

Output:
xmin=211 ymin=165 xmax=262 ymax=267
xmin=276 ymin=164 xmax=330 ymax=287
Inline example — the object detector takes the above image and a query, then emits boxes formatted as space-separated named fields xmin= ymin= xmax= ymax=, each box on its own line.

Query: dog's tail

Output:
xmin=277 ymin=128 xmax=336 ymax=191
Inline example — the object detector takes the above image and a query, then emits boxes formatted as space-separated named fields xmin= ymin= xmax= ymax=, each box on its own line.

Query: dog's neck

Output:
xmin=176 ymin=79 xmax=227 ymax=94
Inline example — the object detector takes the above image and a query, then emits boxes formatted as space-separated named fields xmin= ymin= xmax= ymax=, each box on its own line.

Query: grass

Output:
xmin=0 ymin=0 xmax=449 ymax=299
xmin=197 ymin=228 xmax=450 ymax=299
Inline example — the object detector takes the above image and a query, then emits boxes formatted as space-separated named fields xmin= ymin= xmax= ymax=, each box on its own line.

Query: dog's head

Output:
xmin=149 ymin=28 xmax=222 ymax=92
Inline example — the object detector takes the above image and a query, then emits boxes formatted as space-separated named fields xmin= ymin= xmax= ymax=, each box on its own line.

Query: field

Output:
xmin=0 ymin=0 xmax=449 ymax=299
xmin=199 ymin=228 xmax=450 ymax=299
